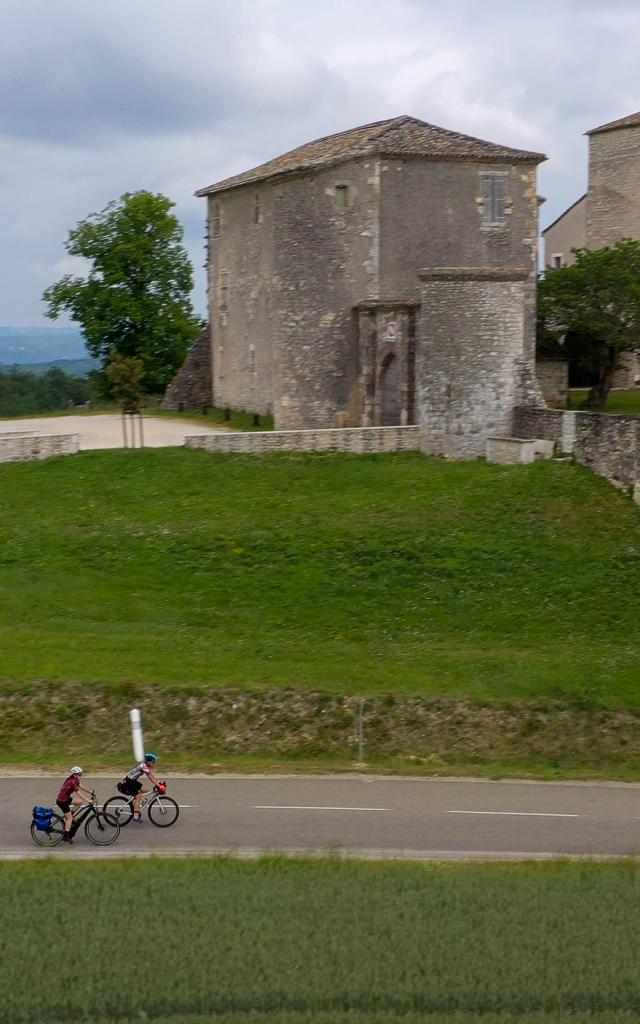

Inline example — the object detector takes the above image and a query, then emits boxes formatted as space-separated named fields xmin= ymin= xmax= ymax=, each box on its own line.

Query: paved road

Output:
xmin=0 ymin=413 xmax=225 ymax=450
xmin=3 ymin=775 xmax=640 ymax=860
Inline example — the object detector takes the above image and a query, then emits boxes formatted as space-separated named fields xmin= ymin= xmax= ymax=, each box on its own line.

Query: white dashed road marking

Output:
xmin=448 ymin=810 xmax=582 ymax=818
xmin=254 ymin=805 xmax=390 ymax=812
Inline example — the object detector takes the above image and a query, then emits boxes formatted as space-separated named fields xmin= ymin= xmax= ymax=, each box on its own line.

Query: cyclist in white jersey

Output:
xmin=123 ymin=753 xmax=160 ymax=822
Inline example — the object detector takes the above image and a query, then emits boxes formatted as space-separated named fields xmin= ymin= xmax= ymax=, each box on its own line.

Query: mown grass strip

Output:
xmin=0 ymin=450 xmax=638 ymax=701
xmin=2 ymin=858 xmax=640 ymax=1023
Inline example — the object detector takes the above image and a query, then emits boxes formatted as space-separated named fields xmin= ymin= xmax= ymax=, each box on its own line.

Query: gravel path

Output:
xmin=0 ymin=413 xmax=225 ymax=450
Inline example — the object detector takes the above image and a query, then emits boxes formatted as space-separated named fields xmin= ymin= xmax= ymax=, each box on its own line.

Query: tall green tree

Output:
xmin=538 ymin=239 xmax=640 ymax=409
xmin=43 ymin=190 xmax=200 ymax=394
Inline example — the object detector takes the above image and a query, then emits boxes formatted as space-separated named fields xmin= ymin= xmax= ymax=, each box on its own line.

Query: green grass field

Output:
xmin=568 ymin=388 xmax=640 ymax=414
xmin=1 ymin=449 xmax=639 ymax=702
xmin=3 ymin=858 xmax=640 ymax=1023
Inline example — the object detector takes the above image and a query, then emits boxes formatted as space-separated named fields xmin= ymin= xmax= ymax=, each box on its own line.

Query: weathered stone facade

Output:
xmin=178 ymin=115 xmax=544 ymax=437
xmin=418 ymin=268 xmax=542 ymax=458
xmin=536 ymin=358 xmax=569 ymax=407
xmin=0 ymin=431 xmax=79 ymax=462
xmin=185 ymin=424 xmax=421 ymax=455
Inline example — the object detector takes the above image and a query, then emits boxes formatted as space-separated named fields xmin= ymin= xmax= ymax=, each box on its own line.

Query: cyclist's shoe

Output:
xmin=62 ymin=834 xmax=74 ymax=844
xmin=132 ymin=813 xmax=143 ymax=823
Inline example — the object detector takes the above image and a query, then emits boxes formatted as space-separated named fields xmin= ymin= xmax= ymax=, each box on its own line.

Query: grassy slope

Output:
xmin=3 ymin=858 xmax=640 ymax=1023
xmin=1 ymin=449 xmax=639 ymax=702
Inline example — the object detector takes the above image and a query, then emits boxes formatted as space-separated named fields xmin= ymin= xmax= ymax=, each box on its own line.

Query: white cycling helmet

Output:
xmin=70 ymin=766 xmax=84 ymax=775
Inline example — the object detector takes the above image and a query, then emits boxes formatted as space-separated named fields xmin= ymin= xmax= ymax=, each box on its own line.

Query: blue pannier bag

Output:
xmin=32 ymin=806 xmax=53 ymax=831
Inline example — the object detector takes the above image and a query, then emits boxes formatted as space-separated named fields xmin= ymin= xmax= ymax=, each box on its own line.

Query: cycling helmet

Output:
xmin=70 ymin=766 xmax=84 ymax=775
xmin=144 ymin=753 xmax=158 ymax=763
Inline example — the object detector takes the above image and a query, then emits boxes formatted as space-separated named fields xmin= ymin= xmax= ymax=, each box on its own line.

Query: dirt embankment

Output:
xmin=3 ymin=682 xmax=640 ymax=777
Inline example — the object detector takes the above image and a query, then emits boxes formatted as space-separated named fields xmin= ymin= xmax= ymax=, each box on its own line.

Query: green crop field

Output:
xmin=3 ymin=857 xmax=640 ymax=1023
xmin=0 ymin=448 xmax=639 ymax=702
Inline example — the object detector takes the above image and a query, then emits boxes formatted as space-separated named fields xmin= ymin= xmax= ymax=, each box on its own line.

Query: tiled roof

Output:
xmin=588 ymin=111 xmax=640 ymax=135
xmin=196 ymin=115 xmax=546 ymax=196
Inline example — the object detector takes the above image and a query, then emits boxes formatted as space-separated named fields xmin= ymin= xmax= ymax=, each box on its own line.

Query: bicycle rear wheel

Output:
xmin=30 ymin=813 xmax=65 ymax=848
xmin=148 ymin=795 xmax=179 ymax=827
xmin=102 ymin=796 xmax=133 ymax=827
xmin=85 ymin=812 xmax=120 ymax=846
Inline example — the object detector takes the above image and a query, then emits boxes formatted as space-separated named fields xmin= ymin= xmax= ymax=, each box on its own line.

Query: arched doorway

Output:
xmin=380 ymin=353 xmax=402 ymax=425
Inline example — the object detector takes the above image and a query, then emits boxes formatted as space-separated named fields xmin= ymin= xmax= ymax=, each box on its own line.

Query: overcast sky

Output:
xmin=2 ymin=0 xmax=640 ymax=327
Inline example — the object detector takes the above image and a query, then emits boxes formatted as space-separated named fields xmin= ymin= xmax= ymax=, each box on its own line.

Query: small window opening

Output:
xmin=551 ymin=253 xmax=564 ymax=269
xmin=218 ymin=270 xmax=229 ymax=310
xmin=481 ymin=173 xmax=507 ymax=227
xmin=335 ymin=184 xmax=348 ymax=208
xmin=253 ymin=193 xmax=261 ymax=224
xmin=211 ymin=202 xmax=221 ymax=238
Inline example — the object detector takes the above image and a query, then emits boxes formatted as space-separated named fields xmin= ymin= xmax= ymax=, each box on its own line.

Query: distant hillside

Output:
xmin=0 ymin=357 xmax=98 ymax=377
xmin=0 ymin=325 xmax=87 ymax=364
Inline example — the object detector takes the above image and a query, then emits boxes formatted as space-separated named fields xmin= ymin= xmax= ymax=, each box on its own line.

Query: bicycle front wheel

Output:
xmin=30 ymin=813 xmax=65 ymax=848
xmin=85 ymin=812 xmax=120 ymax=846
xmin=148 ymin=795 xmax=179 ymax=828
xmin=102 ymin=796 xmax=133 ymax=827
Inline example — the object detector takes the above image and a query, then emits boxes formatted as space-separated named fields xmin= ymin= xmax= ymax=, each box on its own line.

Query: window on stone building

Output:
xmin=480 ymin=173 xmax=507 ymax=227
xmin=254 ymin=193 xmax=261 ymax=224
xmin=335 ymin=184 xmax=349 ymax=208
xmin=551 ymin=253 xmax=564 ymax=269
xmin=218 ymin=270 xmax=229 ymax=310
xmin=211 ymin=202 xmax=221 ymax=238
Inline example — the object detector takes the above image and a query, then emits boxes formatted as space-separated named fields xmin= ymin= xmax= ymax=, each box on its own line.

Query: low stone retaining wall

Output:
xmin=486 ymin=437 xmax=554 ymax=465
xmin=0 ymin=432 xmax=80 ymax=463
xmin=514 ymin=407 xmax=640 ymax=490
xmin=185 ymin=425 xmax=422 ymax=454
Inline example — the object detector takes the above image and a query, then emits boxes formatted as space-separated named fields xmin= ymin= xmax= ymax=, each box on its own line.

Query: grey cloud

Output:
xmin=1 ymin=0 xmax=640 ymax=325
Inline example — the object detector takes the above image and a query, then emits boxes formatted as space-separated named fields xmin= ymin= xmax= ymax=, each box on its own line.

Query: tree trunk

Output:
xmin=586 ymin=363 xmax=615 ymax=409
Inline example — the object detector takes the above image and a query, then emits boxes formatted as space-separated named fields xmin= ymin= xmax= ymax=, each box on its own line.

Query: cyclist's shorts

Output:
xmin=124 ymin=779 xmax=142 ymax=796
xmin=56 ymin=799 xmax=72 ymax=814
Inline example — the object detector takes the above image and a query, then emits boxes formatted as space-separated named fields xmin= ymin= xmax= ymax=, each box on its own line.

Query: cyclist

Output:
xmin=57 ymin=766 xmax=93 ymax=843
xmin=122 ymin=753 xmax=161 ymax=822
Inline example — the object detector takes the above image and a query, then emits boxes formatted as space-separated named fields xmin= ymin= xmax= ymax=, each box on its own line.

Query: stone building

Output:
xmin=543 ymin=110 xmax=640 ymax=267
xmin=166 ymin=115 xmax=546 ymax=447
xmin=541 ymin=110 xmax=640 ymax=393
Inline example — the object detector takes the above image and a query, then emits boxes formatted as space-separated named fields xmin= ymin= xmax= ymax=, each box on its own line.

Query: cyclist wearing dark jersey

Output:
xmin=57 ymin=767 xmax=92 ymax=843
xmin=123 ymin=753 xmax=160 ymax=822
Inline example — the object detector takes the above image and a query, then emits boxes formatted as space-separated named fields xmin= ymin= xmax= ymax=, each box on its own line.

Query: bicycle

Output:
xmin=103 ymin=783 xmax=179 ymax=828
xmin=30 ymin=791 xmax=120 ymax=848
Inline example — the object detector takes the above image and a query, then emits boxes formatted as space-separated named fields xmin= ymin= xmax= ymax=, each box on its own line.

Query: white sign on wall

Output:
xmin=385 ymin=321 xmax=397 ymax=340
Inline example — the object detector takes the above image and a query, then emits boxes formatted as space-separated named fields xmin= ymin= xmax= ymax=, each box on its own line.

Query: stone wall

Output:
xmin=0 ymin=432 xmax=79 ymax=463
xmin=185 ymin=425 xmax=421 ymax=455
xmin=161 ymin=327 xmax=212 ymax=410
xmin=513 ymin=406 xmax=640 ymax=489
xmin=536 ymin=359 xmax=568 ymax=407
xmin=417 ymin=268 xmax=542 ymax=459
xmin=199 ymin=152 xmax=541 ymax=431
xmin=587 ymin=124 xmax=640 ymax=249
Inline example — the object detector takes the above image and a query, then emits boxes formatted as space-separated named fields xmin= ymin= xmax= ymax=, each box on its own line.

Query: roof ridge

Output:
xmin=588 ymin=110 xmax=640 ymax=135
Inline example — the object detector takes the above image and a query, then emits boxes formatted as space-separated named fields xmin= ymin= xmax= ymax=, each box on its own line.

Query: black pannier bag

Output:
xmin=32 ymin=806 xmax=54 ymax=831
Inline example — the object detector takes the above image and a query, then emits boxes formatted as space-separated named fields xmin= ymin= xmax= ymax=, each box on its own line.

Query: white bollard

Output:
xmin=129 ymin=708 xmax=145 ymax=762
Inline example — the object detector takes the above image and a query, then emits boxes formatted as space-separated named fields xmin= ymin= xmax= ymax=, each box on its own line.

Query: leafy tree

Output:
xmin=0 ymin=366 xmax=92 ymax=417
xmin=538 ymin=239 xmax=640 ymax=408
xmin=43 ymin=190 xmax=200 ymax=394
xmin=105 ymin=349 xmax=145 ymax=415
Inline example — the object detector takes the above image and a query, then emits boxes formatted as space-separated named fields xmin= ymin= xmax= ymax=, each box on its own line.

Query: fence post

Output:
xmin=129 ymin=708 xmax=145 ymax=761
xmin=357 ymin=697 xmax=366 ymax=763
